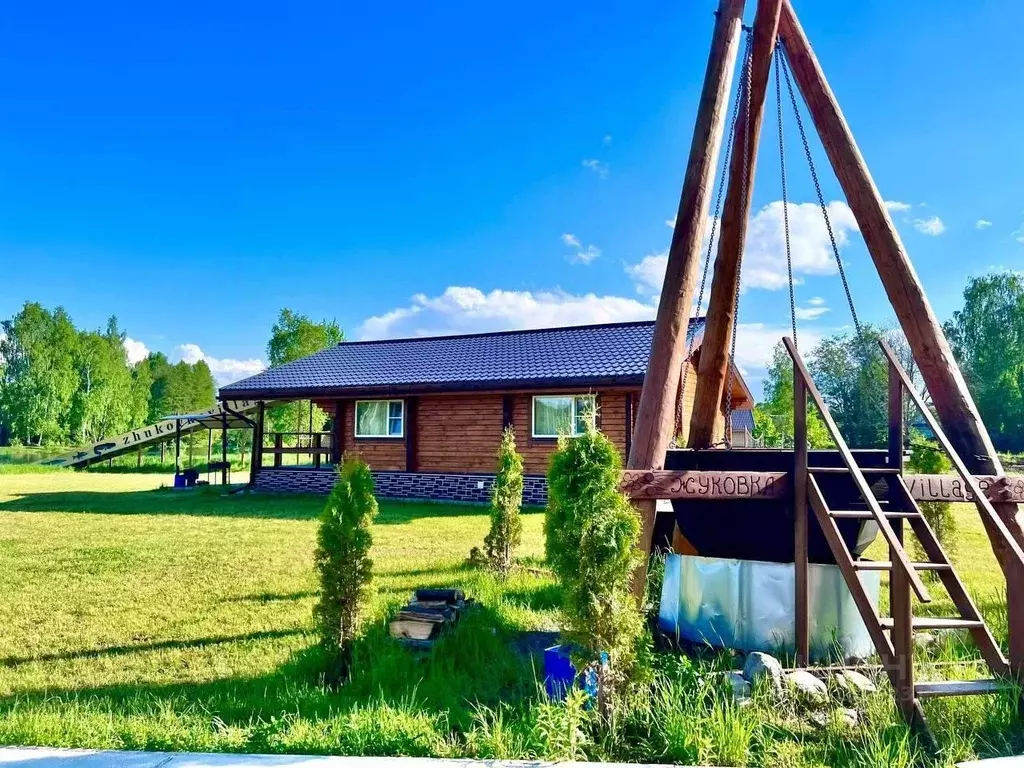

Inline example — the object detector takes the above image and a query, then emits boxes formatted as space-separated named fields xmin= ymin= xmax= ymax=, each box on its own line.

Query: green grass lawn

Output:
xmin=0 ymin=471 xmax=1021 ymax=766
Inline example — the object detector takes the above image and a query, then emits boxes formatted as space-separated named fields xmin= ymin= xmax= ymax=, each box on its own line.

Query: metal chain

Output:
xmin=674 ymin=28 xmax=754 ymax=443
xmin=775 ymin=44 xmax=798 ymax=349
xmin=722 ymin=27 xmax=755 ymax=448
xmin=778 ymin=39 xmax=862 ymax=335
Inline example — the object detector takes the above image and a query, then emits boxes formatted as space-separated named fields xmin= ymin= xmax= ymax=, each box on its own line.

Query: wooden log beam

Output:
xmin=626 ymin=0 xmax=747 ymax=600
xmin=905 ymin=475 xmax=1024 ymax=504
xmin=778 ymin=0 xmax=1024 ymax=672
xmin=621 ymin=469 xmax=1024 ymax=504
xmin=688 ymin=0 xmax=783 ymax=449
xmin=621 ymin=469 xmax=787 ymax=500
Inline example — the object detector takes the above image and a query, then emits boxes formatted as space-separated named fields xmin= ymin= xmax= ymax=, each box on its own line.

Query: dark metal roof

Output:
xmin=730 ymin=408 xmax=755 ymax=433
xmin=221 ymin=319 xmax=707 ymax=398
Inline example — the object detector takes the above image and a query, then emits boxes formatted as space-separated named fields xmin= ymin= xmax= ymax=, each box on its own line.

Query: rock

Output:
xmin=721 ymin=670 xmax=751 ymax=705
xmin=743 ymin=651 xmax=784 ymax=694
xmin=914 ymin=632 xmax=937 ymax=651
xmin=785 ymin=670 xmax=829 ymax=707
xmin=830 ymin=669 xmax=877 ymax=702
xmin=839 ymin=707 xmax=860 ymax=728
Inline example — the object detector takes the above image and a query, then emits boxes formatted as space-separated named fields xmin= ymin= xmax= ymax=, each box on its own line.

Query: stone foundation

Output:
xmin=252 ymin=468 xmax=547 ymax=506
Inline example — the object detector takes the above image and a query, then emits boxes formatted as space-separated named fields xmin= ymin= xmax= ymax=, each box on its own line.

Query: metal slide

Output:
xmin=38 ymin=400 xmax=260 ymax=468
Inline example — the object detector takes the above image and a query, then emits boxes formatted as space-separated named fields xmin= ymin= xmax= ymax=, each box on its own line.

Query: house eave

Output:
xmin=219 ymin=374 xmax=648 ymax=402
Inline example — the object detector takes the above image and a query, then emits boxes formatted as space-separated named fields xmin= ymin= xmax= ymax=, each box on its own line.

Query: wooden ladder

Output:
xmin=784 ymin=337 xmax=1015 ymax=732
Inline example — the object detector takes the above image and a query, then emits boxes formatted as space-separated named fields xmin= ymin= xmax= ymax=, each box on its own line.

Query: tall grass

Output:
xmin=0 ymin=472 xmax=1020 ymax=765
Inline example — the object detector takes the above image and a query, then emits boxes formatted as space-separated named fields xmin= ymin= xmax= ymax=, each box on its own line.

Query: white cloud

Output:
xmin=666 ymin=215 xmax=676 ymax=229
xmin=885 ymin=200 xmax=912 ymax=213
xmin=602 ymin=134 xmax=612 ymax=145
xmin=358 ymin=286 xmax=656 ymax=340
xmin=807 ymin=296 xmax=825 ymax=306
xmin=625 ymin=251 xmax=669 ymax=297
xmin=581 ymin=158 xmax=609 ymax=178
xmin=572 ymin=245 xmax=601 ymax=265
xmin=123 ymin=337 xmax=149 ymax=365
xmin=561 ymin=233 xmax=601 ymax=265
xmin=976 ymin=219 xmax=993 ymax=230
xmin=912 ymin=216 xmax=945 ymax=235
xmin=357 ymin=283 xmax=829 ymax=399
xmin=627 ymin=200 xmax=861 ymax=300
xmin=174 ymin=343 xmax=265 ymax=387
xmin=794 ymin=305 xmax=830 ymax=320
xmin=742 ymin=201 xmax=860 ymax=290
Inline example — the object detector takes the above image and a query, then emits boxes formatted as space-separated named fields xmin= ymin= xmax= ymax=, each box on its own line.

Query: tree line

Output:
xmin=2 ymin=271 xmax=1020 ymax=454
xmin=753 ymin=271 xmax=1024 ymax=454
xmin=0 ymin=303 xmax=215 ymax=447
xmin=0 ymin=303 xmax=342 ymax=451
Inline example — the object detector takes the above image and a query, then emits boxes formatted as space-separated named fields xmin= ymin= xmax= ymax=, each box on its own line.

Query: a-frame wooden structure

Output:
xmin=626 ymin=0 xmax=1024 ymax=732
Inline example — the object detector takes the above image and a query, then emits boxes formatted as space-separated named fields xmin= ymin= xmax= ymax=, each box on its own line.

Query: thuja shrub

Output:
xmin=545 ymin=425 xmax=644 ymax=685
xmin=484 ymin=426 xmax=524 ymax=579
xmin=907 ymin=435 xmax=957 ymax=564
xmin=314 ymin=456 xmax=378 ymax=685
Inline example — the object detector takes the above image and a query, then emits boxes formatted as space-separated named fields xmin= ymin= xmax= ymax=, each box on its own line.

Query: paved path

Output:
xmin=2 ymin=747 xmax=1020 ymax=767
xmin=0 ymin=748 xmax=677 ymax=768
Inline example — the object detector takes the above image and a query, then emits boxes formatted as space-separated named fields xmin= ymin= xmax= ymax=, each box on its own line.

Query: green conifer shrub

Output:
xmin=545 ymin=425 xmax=644 ymax=693
xmin=484 ymin=426 xmax=524 ymax=579
xmin=314 ymin=456 xmax=378 ymax=685
xmin=907 ymin=435 xmax=957 ymax=565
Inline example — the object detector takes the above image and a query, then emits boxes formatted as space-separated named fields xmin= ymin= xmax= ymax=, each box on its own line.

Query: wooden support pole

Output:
xmin=627 ymin=0 xmax=747 ymax=599
xmin=793 ymin=350 xmax=809 ymax=666
xmin=174 ymin=419 xmax=181 ymax=475
xmin=250 ymin=401 xmax=264 ymax=481
xmin=221 ymin=414 xmax=229 ymax=485
xmin=887 ymin=360 xmax=914 ymax=717
xmin=778 ymin=0 xmax=1024 ymax=673
xmin=688 ymin=0 xmax=783 ymax=449
xmin=331 ymin=401 xmax=343 ymax=464
xmin=405 ymin=397 xmax=418 ymax=473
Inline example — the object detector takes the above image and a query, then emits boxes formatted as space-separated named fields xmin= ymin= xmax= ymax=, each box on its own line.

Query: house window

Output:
xmin=532 ymin=395 xmax=596 ymax=438
xmin=355 ymin=400 xmax=404 ymax=438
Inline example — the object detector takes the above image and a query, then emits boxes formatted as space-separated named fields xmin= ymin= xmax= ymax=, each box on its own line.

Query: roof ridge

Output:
xmin=336 ymin=317 xmax=705 ymax=347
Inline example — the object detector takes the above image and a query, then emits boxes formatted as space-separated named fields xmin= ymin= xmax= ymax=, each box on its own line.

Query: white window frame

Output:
xmin=531 ymin=394 xmax=596 ymax=439
xmin=354 ymin=399 xmax=405 ymax=439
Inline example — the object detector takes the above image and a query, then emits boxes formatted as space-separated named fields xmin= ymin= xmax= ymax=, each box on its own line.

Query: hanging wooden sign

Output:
xmin=904 ymin=474 xmax=1024 ymax=504
xmin=620 ymin=470 xmax=788 ymax=500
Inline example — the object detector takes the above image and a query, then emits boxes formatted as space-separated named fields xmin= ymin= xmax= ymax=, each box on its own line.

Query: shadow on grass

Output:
xmin=223 ymin=591 xmax=318 ymax=604
xmin=0 ymin=602 xmax=547 ymax=748
xmin=503 ymin=582 xmax=562 ymax=612
xmin=0 ymin=489 xmax=491 ymax=525
xmin=0 ymin=629 xmax=308 ymax=668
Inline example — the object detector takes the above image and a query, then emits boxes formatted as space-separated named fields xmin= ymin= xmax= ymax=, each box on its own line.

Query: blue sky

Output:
xmin=2 ymin=0 xmax=1022 ymax=395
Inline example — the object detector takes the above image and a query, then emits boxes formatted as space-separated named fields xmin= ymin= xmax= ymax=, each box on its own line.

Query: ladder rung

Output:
xmin=915 ymin=679 xmax=1003 ymax=698
xmin=854 ymin=560 xmax=951 ymax=571
xmin=831 ymin=510 xmax=919 ymax=519
xmin=879 ymin=617 xmax=984 ymax=630
xmin=809 ymin=466 xmax=901 ymax=474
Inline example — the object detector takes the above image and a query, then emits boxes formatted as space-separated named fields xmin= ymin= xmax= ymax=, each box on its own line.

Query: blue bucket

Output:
xmin=543 ymin=644 xmax=576 ymax=700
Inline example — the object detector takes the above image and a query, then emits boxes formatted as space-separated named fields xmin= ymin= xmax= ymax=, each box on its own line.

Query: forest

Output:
xmin=0 ymin=306 xmax=340 ymax=453
xmin=753 ymin=271 xmax=1024 ymax=455
xmin=1 ymin=271 xmax=1022 ymax=454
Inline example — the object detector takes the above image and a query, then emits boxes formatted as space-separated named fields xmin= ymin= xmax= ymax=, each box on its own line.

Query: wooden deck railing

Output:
xmin=261 ymin=431 xmax=333 ymax=468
